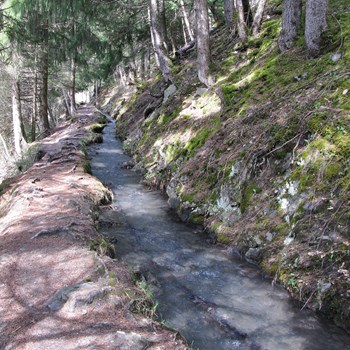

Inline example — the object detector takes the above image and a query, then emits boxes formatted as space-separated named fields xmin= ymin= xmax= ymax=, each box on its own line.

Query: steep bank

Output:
xmin=103 ymin=0 xmax=350 ymax=332
xmin=0 ymin=108 xmax=187 ymax=350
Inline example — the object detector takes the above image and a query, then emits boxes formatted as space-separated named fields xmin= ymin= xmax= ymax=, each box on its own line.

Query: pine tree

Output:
xmin=195 ymin=0 xmax=213 ymax=87
xmin=305 ymin=0 xmax=328 ymax=58
xmin=278 ymin=0 xmax=302 ymax=52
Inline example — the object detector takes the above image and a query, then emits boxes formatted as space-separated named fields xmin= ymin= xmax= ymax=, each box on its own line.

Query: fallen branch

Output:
xmin=265 ymin=133 xmax=302 ymax=157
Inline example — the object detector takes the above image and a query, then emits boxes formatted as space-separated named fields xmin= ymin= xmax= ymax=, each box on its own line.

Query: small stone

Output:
xmin=254 ymin=236 xmax=262 ymax=246
xmin=195 ymin=87 xmax=208 ymax=96
xmin=226 ymin=246 xmax=241 ymax=259
xmin=343 ymin=89 xmax=349 ymax=95
xmin=265 ymin=231 xmax=276 ymax=242
xmin=284 ymin=236 xmax=294 ymax=246
xmin=319 ymin=281 xmax=332 ymax=293
xmin=163 ymin=84 xmax=177 ymax=104
xmin=329 ymin=52 xmax=342 ymax=62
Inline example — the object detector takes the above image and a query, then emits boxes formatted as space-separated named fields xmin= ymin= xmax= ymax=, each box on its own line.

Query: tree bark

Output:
xmin=180 ymin=0 xmax=194 ymax=41
xmin=149 ymin=0 xmax=172 ymax=82
xmin=0 ymin=132 xmax=11 ymax=160
xmin=48 ymin=104 xmax=56 ymax=126
xmin=252 ymin=0 xmax=267 ymax=36
xmin=32 ymin=71 xmax=37 ymax=142
xmin=158 ymin=0 xmax=168 ymax=52
xmin=12 ymin=78 xmax=27 ymax=156
xmin=305 ymin=0 xmax=328 ymax=58
xmin=278 ymin=0 xmax=302 ymax=52
xmin=70 ymin=57 xmax=77 ymax=116
xmin=195 ymin=0 xmax=213 ymax=87
xmin=235 ymin=0 xmax=249 ymax=43
xmin=39 ymin=51 xmax=50 ymax=134
xmin=224 ymin=0 xmax=235 ymax=29
xmin=39 ymin=24 xmax=50 ymax=135
xmin=61 ymin=88 xmax=70 ymax=118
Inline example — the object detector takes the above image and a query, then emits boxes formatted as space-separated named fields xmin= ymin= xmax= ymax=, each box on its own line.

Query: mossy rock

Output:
xmin=90 ymin=123 xmax=106 ymax=133
xmin=240 ymin=183 xmax=261 ymax=214
xmin=189 ymin=211 xmax=205 ymax=225
xmin=324 ymin=161 xmax=343 ymax=180
xmin=216 ymin=232 xmax=231 ymax=244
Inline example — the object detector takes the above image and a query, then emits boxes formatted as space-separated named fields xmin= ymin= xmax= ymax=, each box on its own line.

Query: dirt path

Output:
xmin=0 ymin=108 xmax=187 ymax=350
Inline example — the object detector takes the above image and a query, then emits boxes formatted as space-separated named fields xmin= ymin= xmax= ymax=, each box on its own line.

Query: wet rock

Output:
xmin=245 ymin=248 xmax=263 ymax=264
xmin=226 ymin=246 xmax=241 ymax=259
xmin=121 ymin=160 xmax=135 ymax=169
xmin=166 ymin=177 xmax=181 ymax=209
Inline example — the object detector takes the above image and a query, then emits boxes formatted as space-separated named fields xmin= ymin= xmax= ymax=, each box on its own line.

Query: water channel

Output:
xmin=89 ymin=119 xmax=350 ymax=350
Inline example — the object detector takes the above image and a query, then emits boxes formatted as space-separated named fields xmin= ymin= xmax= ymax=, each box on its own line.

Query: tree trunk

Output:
xmin=0 ymin=133 xmax=11 ymax=160
xmin=39 ymin=26 xmax=50 ymax=135
xmin=235 ymin=0 xmax=248 ymax=43
xmin=70 ymin=57 xmax=77 ymax=116
xmin=61 ymin=88 xmax=70 ymax=118
xmin=12 ymin=78 xmax=27 ymax=156
xmin=305 ymin=0 xmax=328 ymax=58
xmin=180 ymin=0 xmax=194 ymax=41
xmin=224 ymin=0 xmax=235 ymax=29
xmin=48 ymin=104 xmax=56 ymax=126
xmin=181 ymin=18 xmax=187 ymax=43
xmin=278 ymin=0 xmax=302 ymax=52
xmin=252 ymin=0 xmax=267 ymax=36
xmin=95 ymin=80 xmax=99 ymax=106
xmin=39 ymin=52 xmax=50 ymax=134
xmin=0 ymin=7 xmax=3 ymax=32
xmin=149 ymin=0 xmax=172 ymax=82
xmin=158 ymin=0 xmax=168 ymax=52
xmin=195 ymin=0 xmax=213 ymax=87
xmin=32 ymin=71 xmax=37 ymax=142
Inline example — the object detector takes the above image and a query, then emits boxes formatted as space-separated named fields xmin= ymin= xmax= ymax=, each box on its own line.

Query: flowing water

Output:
xmin=89 ymin=120 xmax=350 ymax=350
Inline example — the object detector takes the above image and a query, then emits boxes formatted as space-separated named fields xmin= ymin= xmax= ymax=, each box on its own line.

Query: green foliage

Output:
xmin=15 ymin=144 xmax=39 ymax=173
xmin=90 ymin=123 xmax=105 ymax=133
xmin=188 ymin=211 xmax=205 ymax=225
xmin=184 ymin=128 xmax=210 ymax=158
xmin=83 ymin=159 xmax=92 ymax=174
xmin=240 ymin=183 xmax=261 ymax=214
xmin=88 ymin=237 xmax=115 ymax=258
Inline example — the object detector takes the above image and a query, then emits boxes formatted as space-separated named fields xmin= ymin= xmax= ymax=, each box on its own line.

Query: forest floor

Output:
xmin=0 ymin=107 xmax=187 ymax=350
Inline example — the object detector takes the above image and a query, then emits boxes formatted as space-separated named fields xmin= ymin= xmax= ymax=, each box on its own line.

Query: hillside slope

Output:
xmin=102 ymin=0 xmax=350 ymax=332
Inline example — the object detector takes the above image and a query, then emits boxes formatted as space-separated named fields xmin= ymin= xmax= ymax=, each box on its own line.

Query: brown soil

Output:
xmin=0 ymin=107 xmax=187 ymax=350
